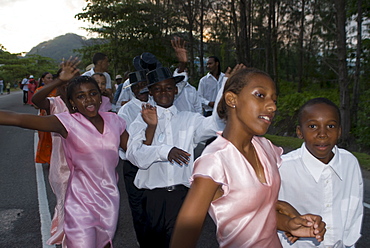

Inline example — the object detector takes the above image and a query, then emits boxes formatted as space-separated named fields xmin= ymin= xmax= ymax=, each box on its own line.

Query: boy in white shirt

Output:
xmin=278 ymin=97 xmax=363 ymax=247
xmin=126 ymin=67 xmax=221 ymax=248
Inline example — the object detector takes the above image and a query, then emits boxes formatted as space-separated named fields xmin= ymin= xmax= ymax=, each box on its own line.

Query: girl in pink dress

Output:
xmin=170 ymin=68 xmax=326 ymax=248
xmin=0 ymin=72 xmax=129 ymax=248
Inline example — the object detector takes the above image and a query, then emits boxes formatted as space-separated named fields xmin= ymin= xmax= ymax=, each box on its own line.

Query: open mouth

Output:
xmin=86 ymin=104 xmax=96 ymax=112
xmin=258 ymin=115 xmax=272 ymax=123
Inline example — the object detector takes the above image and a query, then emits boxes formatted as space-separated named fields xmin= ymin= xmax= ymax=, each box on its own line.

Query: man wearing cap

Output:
xmin=126 ymin=67 xmax=222 ymax=248
xmin=21 ymin=75 xmax=30 ymax=104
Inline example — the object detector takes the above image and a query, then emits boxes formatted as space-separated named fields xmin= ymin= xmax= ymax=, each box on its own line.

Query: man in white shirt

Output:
xmin=198 ymin=56 xmax=225 ymax=116
xmin=278 ymin=98 xmax=363 ymax=248
xmin=21 ymin=75 xmax=30 ymax=104
xmin=126 ymin=67 xmax=221 ymax=248
xmin=82 ymin=52 xmax=112 ymax=90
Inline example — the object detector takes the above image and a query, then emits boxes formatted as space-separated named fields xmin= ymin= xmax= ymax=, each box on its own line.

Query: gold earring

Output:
xmin=72 ymin=106 xmax=77 ymax=111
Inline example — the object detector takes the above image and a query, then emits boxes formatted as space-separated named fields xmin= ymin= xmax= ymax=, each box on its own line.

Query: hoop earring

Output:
xmin=72 ymin=106 xmax=77 ymax=111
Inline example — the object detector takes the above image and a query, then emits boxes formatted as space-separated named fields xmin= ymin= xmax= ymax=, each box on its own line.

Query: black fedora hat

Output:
xmin=133 ymin=52 xmax=162 ymax=71
xmin=146 ymin=67 xmax=185 ymax=87
xmin=129 ymin=70 xmax=148 ymax=86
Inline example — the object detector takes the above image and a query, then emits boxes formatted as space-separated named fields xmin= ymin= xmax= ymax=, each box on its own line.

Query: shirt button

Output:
xmin=326 ymin=204 xmax=330 ymax=207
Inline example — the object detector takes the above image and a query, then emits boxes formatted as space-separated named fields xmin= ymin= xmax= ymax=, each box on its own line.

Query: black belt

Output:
xmin=158 ymin=184 xmax=188 ymax=192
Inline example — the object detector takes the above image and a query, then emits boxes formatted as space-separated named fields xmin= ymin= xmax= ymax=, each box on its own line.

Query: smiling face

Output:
xmin=149 ymin=79 xmax=178 ymax=108
xmin=296 ymin=103 xmax=341 ymax=164
xmin=226 ymin=74 xmax=277 ymax=136
xmin=69 ymin=82 xmax=102 ymax=119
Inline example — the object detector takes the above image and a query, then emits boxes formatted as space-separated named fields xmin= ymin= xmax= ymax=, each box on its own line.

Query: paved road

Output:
xmin=0 ymin=91 xmax=368 ymax=247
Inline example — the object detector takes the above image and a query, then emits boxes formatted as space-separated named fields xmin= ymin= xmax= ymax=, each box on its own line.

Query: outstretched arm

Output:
xmin=0 ymin=110 xmax=67 ymax=138
xmin=32 ymin=57 xmax=80 ymax=113
xmin=170 ymin=176 xmax=220 ymax=248
xmin=171 ymin=36 xmax=187 ymax=73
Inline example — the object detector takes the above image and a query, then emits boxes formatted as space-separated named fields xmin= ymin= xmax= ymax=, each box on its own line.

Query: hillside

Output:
xmin=27 ymin=33 xmax=105 ymax=62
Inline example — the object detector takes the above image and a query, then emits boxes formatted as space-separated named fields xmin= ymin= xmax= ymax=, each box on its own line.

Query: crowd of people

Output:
xmin=0 ymin=37 xmax=364 ymax=248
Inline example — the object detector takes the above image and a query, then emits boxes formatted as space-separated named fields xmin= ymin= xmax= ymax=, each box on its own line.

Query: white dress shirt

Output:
xmin=82 ymin=68 xmax=112 ymax=89
xmin=172 ymin=69 xmax=201 ymax=114
xmin=278 ymin=143 xmax=363 ymax=248
xmin=117 ymin=97 xmax=154 ymax=160
xmin=126 ymin=104 xmax=222 ymax=190
xmin=115 ymin=79 xmax=134 ymax=112
xmin=198 ymin=72 xmax=225 ymax=113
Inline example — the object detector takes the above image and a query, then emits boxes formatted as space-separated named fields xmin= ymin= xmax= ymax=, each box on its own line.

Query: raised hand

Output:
xmin=59 ymin=57 xmax=81 ymax=82
xmin=171 ymin=36 xmax=187 ymax=63
xmin=168 ymin=147 xmax=190 ymax=166
xmin=141 ymin=103 xmax=157 ymax=127
xmin=224 ymin=63 xmax=247 ymax=78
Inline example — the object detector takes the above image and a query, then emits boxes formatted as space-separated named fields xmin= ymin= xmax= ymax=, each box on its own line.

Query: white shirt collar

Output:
xmin=155 ymin=104 xmax=178 ymax=117
xmin=301 ymin=143 xmax=342 ymax=182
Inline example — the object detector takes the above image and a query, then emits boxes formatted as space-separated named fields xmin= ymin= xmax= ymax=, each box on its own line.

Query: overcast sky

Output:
xmin=0 ymin=0 xmax=91 ymax=54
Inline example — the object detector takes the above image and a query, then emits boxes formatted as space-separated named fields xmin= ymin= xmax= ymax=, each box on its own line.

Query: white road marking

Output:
xmin=34 ymin=133 xmax=53 ymax=248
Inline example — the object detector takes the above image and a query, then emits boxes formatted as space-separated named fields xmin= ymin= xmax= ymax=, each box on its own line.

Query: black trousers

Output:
xmin=23 ymin=90 xmax=28 ymax=104
xmin=140 ymin=186 xmax=188 ymax=248
xmin=122 ymin=160 xmax=145 ymax=246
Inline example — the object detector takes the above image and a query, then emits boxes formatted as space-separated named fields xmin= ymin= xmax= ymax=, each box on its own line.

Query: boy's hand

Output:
xmin=168 ymin=147 xmax=190 ymax=166
xmin=171 ymin=36 xmax=187 ymax=63
xmin=287 ymin=214 xmax=326 ymax=243
xmin=141 ymin=103 xmax=157 ymax=126
xmin=59 ymin=57 xmax=80 ymax=82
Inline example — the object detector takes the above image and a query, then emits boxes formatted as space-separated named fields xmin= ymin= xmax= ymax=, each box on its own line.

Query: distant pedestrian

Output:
xmin=0 ymin=79 xmax=4 ymax=95
xmin=6 ymin=82 xmax=11 ymax=94
xmin=27 ymin=75 xmax=37 ymax=105
xmin=21 ymin=75 xmax=29 ymax=104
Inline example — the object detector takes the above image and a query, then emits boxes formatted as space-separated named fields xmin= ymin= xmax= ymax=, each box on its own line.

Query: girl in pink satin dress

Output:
xmin=0 ymin=68 xmax=129 ymax=248
xmin=170 ymin=68 xmax=326 ymax=248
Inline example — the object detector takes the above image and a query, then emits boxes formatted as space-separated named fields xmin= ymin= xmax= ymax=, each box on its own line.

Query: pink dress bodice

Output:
xmin=192 ymin=134 xmax=283 ymax=248
xmin=55 ymin=111 xmax=126 ymax=248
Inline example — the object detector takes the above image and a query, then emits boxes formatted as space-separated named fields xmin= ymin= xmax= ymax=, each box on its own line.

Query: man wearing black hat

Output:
xmin=115 ymin=52 xmax=162 ymax=112
xmin=126 ymin=67 xmax=222 ymax=248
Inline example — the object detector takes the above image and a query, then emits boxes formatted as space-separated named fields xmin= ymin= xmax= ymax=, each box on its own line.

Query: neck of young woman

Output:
xmin=222 ymin=121 xmax=254 ymax=151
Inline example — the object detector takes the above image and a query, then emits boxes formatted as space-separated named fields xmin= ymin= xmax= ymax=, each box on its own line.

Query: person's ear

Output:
xmin=296 ymin=126 xmax=304 ymax=139
xmin=225 ymin=91 xmax=237 ymax=108
xmin=338 ymin=126 xmax=342 ymax=140
xmin=174 ymin=85 xmax=178 ymax=95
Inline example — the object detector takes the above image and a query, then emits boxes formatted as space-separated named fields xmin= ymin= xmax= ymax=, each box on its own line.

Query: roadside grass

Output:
xmin=265 ymin=134 xmax=370 ymax=171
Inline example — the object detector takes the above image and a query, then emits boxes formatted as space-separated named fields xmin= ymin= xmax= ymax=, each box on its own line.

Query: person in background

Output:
xmin=34 ymin=72 xmax=57 ymax=165
xmin=278 ymin=97 xmax=363 ymax=248
xmin=27 ymin=75 xmax=37 ymax=106
xmin=82 ymin=52 xmax=112 ymax=92
xmin=92 ymin=72 xmax=113 ymax=112
xmin=21 ymin=74 xmax=29 ymax=104
xmin=170 ymin=68 xmax=326 ymax=248
xmin=113 ymin=73 xmax=129 ymax=111
xmin=171 ymin=37 xmax=202 ymax=114
xmin=197 ymin=56 xmax=225 ymax=116
xmin=6 ymin=82 xmax=11 ymax=94
xmin=117 ymin=70 xmax=152 ymax=246
xmin=0 ymin=78 xmax=4 ymax=95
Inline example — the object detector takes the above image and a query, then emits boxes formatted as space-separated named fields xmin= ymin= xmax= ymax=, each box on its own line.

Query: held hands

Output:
xmin=168 ymin=147 xmax=190 ymax=166
xmin=171 ymin=36 xmax=187 ymax=63
xmin=59 ymin=57 xmax=80 ymax=82
xmin=286 ymin=214 xmax=326 ymax=243
xmin=141 ymin=103 xmax=157 ymax=127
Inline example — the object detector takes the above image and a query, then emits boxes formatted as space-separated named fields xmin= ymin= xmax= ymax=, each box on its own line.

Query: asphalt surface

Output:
xmin=0 ymin=90 xmax=369 ymax=247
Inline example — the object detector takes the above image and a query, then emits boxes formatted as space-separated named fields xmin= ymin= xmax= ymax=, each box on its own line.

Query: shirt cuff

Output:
xmin=159 ymin=145 xmax=174 ymax=161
